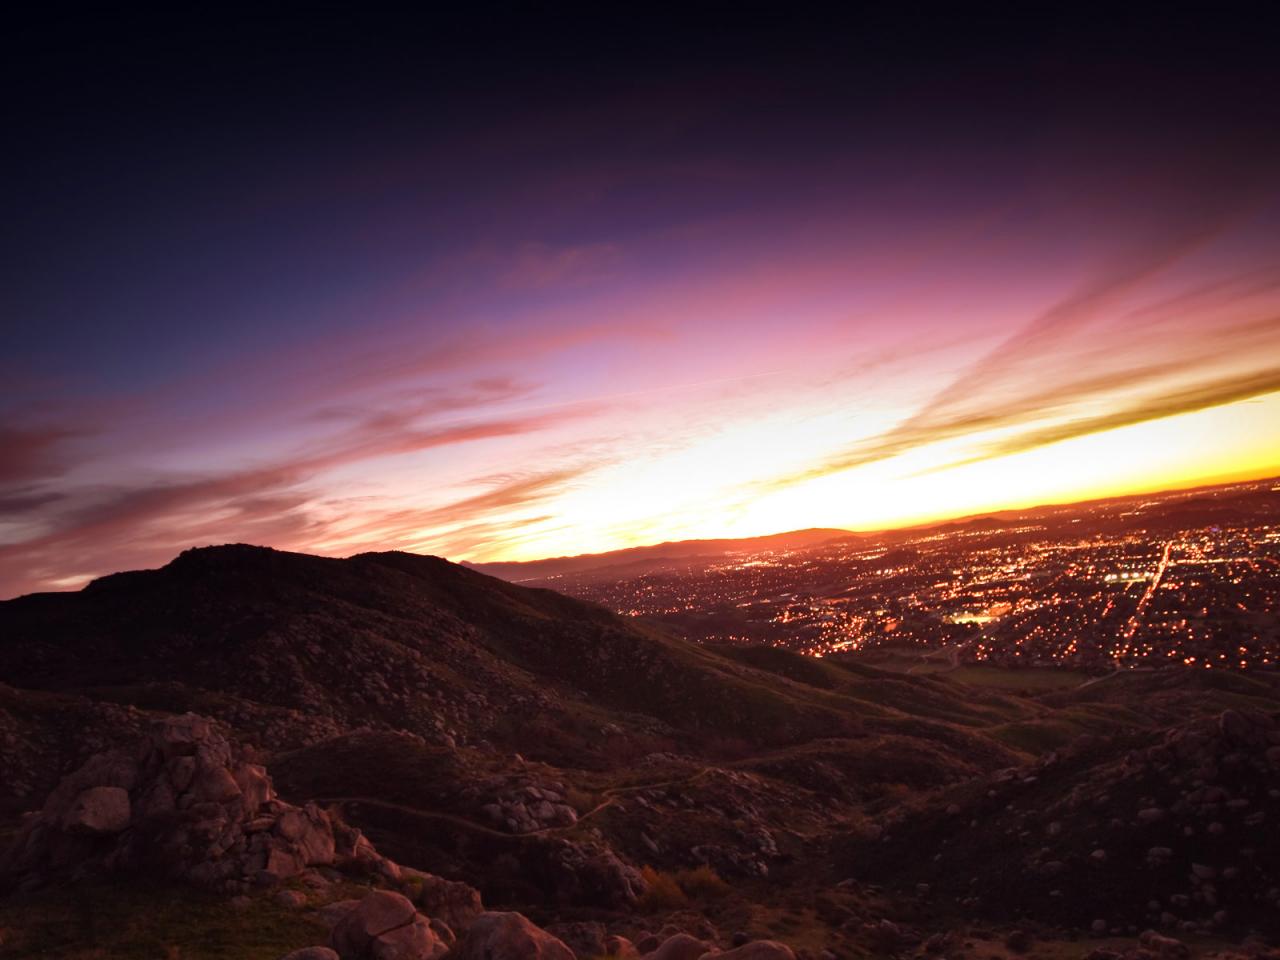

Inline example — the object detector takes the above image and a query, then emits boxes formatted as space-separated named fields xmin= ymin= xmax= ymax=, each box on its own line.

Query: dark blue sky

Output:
xmin=3 ymin=4 xmax=1280 ymax=596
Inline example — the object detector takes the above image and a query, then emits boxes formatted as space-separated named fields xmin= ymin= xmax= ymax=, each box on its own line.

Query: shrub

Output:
xmin=637 ymin=866 xmax=688 ymax=911
xmin=636 ymin=864 xmax=730 ymax=910
xmin=676 ymin=865 xmax=729 ymax=899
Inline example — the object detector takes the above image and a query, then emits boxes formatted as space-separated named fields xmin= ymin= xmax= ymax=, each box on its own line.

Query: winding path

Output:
xmin=317 ymin=766 xmax=718 ymax=840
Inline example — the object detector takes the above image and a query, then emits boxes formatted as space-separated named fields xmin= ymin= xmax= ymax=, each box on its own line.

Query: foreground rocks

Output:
xmin=0 ymin=714 xmax=403 ymax=891
xmin=451 ymin=911 xmax=576 ymax=960
xmin=330 ymin=889 xmax=449 ymax=960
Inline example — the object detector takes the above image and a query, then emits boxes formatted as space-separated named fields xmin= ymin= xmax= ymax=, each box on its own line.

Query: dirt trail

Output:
xmin=318 ymin=765 xmax=718 ymax=839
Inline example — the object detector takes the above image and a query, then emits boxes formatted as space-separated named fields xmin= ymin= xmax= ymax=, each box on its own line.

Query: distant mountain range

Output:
xmin=469 ymin=475 xmax=1280 ymax=585
xmin=466 ymin=527 xmax=858 ymax=582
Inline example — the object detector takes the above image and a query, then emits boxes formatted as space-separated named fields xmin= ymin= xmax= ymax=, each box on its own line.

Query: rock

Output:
xmin=319 ymin=899 xmax=362 ymax=928
xmin=645 ymin=934 xmax=715 ymax=960
xmin=191 ymin=764 xmax=242 ymax=803
xmin=0 ymin=714 xmax=402 ymax=892
xmin=410 ymin=873 xmax=483 ymax=932
xmin=546 ymin=921 xmax=607 ymax=959
xmin=1139 ymin=929 xmax=1190 ymax=959
xmin=428 ymin=918 xmax=455 ymax=948
xmin=703 ymin=943 xmax=795 ymax=960
xmin=451 ymin=912 xmax=575 ymax=960
xmin=370 ymin=915 xmax=447 ymax=960
xmin=547 ymin=839 xmax=646 ymax=907
xmin=1090 ymin=919 xmax=1108 ymax=935
xmin=281 ymin=949 xmax=341 ymax=960
xmin=607 ymin=935 xmax=641 ymax=957
xmin=330 ymin=890 xmax=418 ymax=958
xmin=277 ymin=889 xmax=309 ymax=909
xmin=235 ymin=763 xmax=274 ymax=812
xmin=62 ymin=786 xmax=131 ymax=835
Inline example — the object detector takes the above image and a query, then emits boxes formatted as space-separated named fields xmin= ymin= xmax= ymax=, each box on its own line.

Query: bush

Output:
xmin=637 ymin=866 xmax=688 ymax=911
xmin=675 ymin=865 xmax=729 ymax=899
xmin=636 ymin=865 xmax=730 ymax=911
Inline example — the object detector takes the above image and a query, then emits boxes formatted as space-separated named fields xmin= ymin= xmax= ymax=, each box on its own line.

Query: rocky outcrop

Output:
xmin=0 ymin=714 xmax=398 ymax=892
xmin=547 ymin=837 xmax=648 ymax=906
xmin=472 ymin=776 xmax=580 ymax=833
xmin=329 ymin=889 xmax=449 ymax=960
xmin=451 ymin=911 xmax=576 ymax=960
xmin=643 ymin=933 xmax=715 ymax=960
xmin=404 ymin=868 xmax=483 ymax=933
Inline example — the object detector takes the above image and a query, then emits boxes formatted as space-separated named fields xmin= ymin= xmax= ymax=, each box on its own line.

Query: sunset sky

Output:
xmin=3 ymin=7 xmax=1279 ymax=598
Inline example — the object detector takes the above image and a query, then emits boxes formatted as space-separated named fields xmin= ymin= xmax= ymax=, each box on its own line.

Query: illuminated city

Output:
xmin=535 ymin=478 xmax=1280 ymax=673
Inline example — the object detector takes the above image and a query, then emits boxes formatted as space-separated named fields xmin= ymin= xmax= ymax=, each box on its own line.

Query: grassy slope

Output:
xmin=0 ymin=882 xmax=333 ymax=960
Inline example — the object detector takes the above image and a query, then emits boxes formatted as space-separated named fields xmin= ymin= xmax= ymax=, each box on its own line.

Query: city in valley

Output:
xmin=506 ymin=478 xmax=1280 ymax=679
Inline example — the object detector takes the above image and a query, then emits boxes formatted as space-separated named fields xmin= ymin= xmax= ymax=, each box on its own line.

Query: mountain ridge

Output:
xmin=465 ymin=528 xmax=857 ymax=583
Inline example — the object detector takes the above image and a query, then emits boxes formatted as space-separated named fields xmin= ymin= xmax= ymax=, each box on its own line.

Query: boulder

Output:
xmin=645 ymin=933 xmax=715 ymax=960
xmin=62 ymin=786 xmax=131 ymax=835
xmin=607 ymin=935 xmax=641 ymax=958
xmin=319 ymin=899 xmax=362 ymax=928
xmin=410 ymin=872 xmax=483 ymax=932
xmin=331 ymin=890 xmax=418 ymax=958
xmin=369 ymin=915 xmax=447 ymax=960
xmin=427 ymin=918 xmax=455 ymax=948
xmin=451 ymin=911 xmax=575 ymax=960
xmin=277 ymin=889 xmax=309 ymax=909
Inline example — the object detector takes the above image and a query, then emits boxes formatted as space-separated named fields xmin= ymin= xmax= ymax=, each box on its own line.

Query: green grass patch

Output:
xmin=0 ymin=881 xmax=330 ymax=960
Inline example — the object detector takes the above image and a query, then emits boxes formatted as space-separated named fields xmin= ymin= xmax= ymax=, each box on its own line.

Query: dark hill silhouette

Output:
xmin=0 ymin=545 xmax=858 ymax=761
xmin=0 ymin=545 xmax=1020 ymax=808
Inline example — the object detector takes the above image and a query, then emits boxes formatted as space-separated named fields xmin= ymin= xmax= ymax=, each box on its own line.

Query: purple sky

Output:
xmin=3 ymin=7 xmax=1279 ymax=597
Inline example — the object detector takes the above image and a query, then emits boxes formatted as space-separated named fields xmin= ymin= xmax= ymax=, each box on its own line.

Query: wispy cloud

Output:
xmin=752 ymin=258 xmax=1280 ymax=495
xmin=0 ymin=425 xmax=85 ymax=485
xmin=936 ymin=363 xmax=1280 ymax=470
xmin=0 ymin=398 xmax=600 ymax=597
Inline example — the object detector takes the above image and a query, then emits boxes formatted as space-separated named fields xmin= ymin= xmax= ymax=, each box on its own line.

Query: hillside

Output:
xmin=1 ymin=545 xmax=1277 ymax=959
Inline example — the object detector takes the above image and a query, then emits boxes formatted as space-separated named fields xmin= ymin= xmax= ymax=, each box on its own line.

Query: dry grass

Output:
xmin=636 ymin=865 xmax=730 ymax=912
xmin=638 ymin=866 xmax=688 ymax=911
